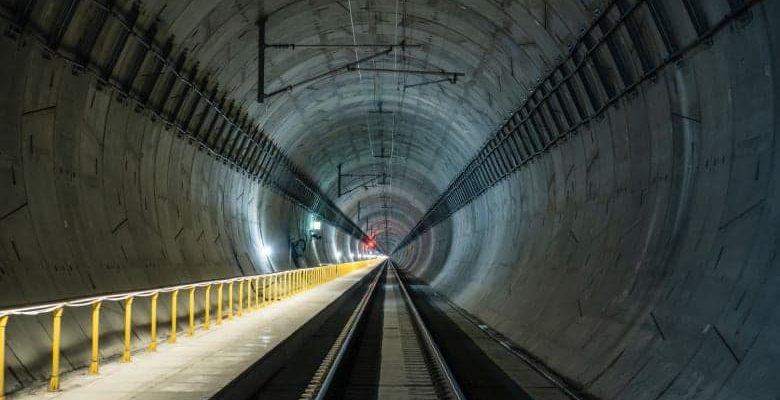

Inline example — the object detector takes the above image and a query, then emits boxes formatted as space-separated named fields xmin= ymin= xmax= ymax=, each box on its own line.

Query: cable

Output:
xmin=346 ymin=0 xmax=362 ymax=81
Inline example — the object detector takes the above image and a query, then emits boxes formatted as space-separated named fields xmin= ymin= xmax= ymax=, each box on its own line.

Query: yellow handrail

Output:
xmin=0 ymin=258 xmax=381 ymax=398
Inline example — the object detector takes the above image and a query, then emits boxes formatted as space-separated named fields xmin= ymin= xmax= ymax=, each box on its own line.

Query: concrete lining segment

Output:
xmin=0 ymin=0 xmax=778 ymax=398
xmin=8 ymin=264 xmax=379 ymax=400
xmin=396 ymin=3 xmax=780 ymax=398
xmin=134 ymin=0 xmax=596 ymax=248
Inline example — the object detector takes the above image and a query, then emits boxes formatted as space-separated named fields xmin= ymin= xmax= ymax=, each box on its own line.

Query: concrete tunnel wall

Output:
xmin=0 ymin=33 xmax=356 ymax=391
xmin=395 ymin=2 xmax=780 ymax=399
xmin=0 ymin=0 xmax=778 ymax=398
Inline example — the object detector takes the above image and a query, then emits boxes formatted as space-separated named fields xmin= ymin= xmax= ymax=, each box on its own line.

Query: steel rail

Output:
xmin=306 ymin=260 xmax=464 ymax=399
xmin=391 ymin=263 xmax=466 ymax=400
xmin=305 ymin=260 xmax=387 ymax=399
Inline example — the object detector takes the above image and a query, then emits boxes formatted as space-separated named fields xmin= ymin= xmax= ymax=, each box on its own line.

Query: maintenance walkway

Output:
xmin=6 ymin=262 xmax=380 ymax=400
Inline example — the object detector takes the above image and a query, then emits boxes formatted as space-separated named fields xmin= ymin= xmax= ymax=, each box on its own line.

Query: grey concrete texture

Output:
xmin=0 ymin=27 xmax=357 ymax=393
xmin=397 ymin=2 xmax=780 ymax=399
xmin=0 ymin=0 xmax=777 ymax=399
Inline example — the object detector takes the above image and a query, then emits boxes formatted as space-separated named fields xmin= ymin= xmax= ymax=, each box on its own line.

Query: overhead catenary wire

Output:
xmin=346 ymin=0 xmax=362 ymax=81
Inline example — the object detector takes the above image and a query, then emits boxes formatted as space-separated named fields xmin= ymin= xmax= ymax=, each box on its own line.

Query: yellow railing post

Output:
xmin=248 ymin=279 xmax=253 ymax=311
xmin=217 ymin=283 xmax=223 ymax=326
xmin=204 ymin=285 xmax=211 ymax=330
xmin=121 ymin=297 xmax=133 ymax=362
xmin=238 ymin=280 xmax=244 ymax=317
xmin=228 ymin=282 xmax=234 ymax=320
xmin=150 ymin=293 xmax=159 ymax=351
xmin=0 ymin=315 xmax=8 ymax=400
xmin=261 ymin=276 xmax=266 ymax=305
xmin=89 ymin=302 xmax=101 ymax=374
xmin=188 ymin=287 xmax=195 ymax=336
xmin=48 ymin=307 xmax=64 ymax=391
xmin=254 ymin=277 xmax=260 ymax=309
xmin=170 ymin=290 xmax=178 ymax=344
xmin=274 ymin=275 xmax=279 ymax=301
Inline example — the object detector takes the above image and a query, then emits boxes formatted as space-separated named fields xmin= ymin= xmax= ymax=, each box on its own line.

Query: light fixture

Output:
xmin=311 ymin=220 xmax=322 ymax=230
xmin=334 ymin=250 xmax=342 ymax=259
xmin=261 ymin=245 xmax=273 ymax=257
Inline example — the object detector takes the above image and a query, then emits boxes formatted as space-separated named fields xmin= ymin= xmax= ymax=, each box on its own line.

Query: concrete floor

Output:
xmin=8 ymin=267 xmax=376 ymax=400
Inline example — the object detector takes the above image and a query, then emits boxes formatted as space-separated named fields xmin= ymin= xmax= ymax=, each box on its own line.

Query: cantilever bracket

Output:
xmin=260 ymin=47 xmax=393 ymax=102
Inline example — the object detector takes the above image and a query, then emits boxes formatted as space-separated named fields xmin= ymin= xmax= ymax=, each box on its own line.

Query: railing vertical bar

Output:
xmin=204 ymin=285 xmax=211 ymax=330
xmin=150 ymin=293 xmax=158 ymax=351
xmin=238 ymin=280 xmax=244 ymax=317
xmin=188 ymin=287 xmax=196 ymax=336
xmin=0 ymin=315 xmax=9 ymax=400
xmin=89 ymin=302 xmax=100 ymax=374
xmin=121 ymin=297 xmax=133 ymax=362
xmin=170 ymin=290 xmax=178 ymax=343
xmin=228 ymin=282 xmax=234 ymax=320
xmin=217 ymin=283 xmax=224 ymax=326
xmin=48 ymin=308 xmax=64 ymax=391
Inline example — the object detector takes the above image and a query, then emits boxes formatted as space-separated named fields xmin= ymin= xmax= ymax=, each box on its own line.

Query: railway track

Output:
xmin=251 ymin=260 xmax=583 ymax=400
xmin=301 ymin=260 xmax=463 ymax=400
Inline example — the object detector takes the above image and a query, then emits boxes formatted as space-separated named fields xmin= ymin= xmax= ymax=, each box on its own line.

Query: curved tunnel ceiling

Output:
xmin=1 ymin=0 xmax=778 ymax=398
xmin=144 ymin=0 xmax=590 ymax=250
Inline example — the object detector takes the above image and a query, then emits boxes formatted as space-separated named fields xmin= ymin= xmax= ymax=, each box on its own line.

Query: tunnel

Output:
xmin=0 ymin=0 xmax=778 ymax=399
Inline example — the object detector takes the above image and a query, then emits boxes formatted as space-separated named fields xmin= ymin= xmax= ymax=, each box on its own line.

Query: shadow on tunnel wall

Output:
xmin=0 ymin=26 xmax=353 ymax=392
xmin=396 ymin=2 xmax=780 ymax=399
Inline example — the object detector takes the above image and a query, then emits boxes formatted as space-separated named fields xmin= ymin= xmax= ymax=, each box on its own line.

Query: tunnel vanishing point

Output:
xmin=0 ymin=0 xmax=778 ymax=399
